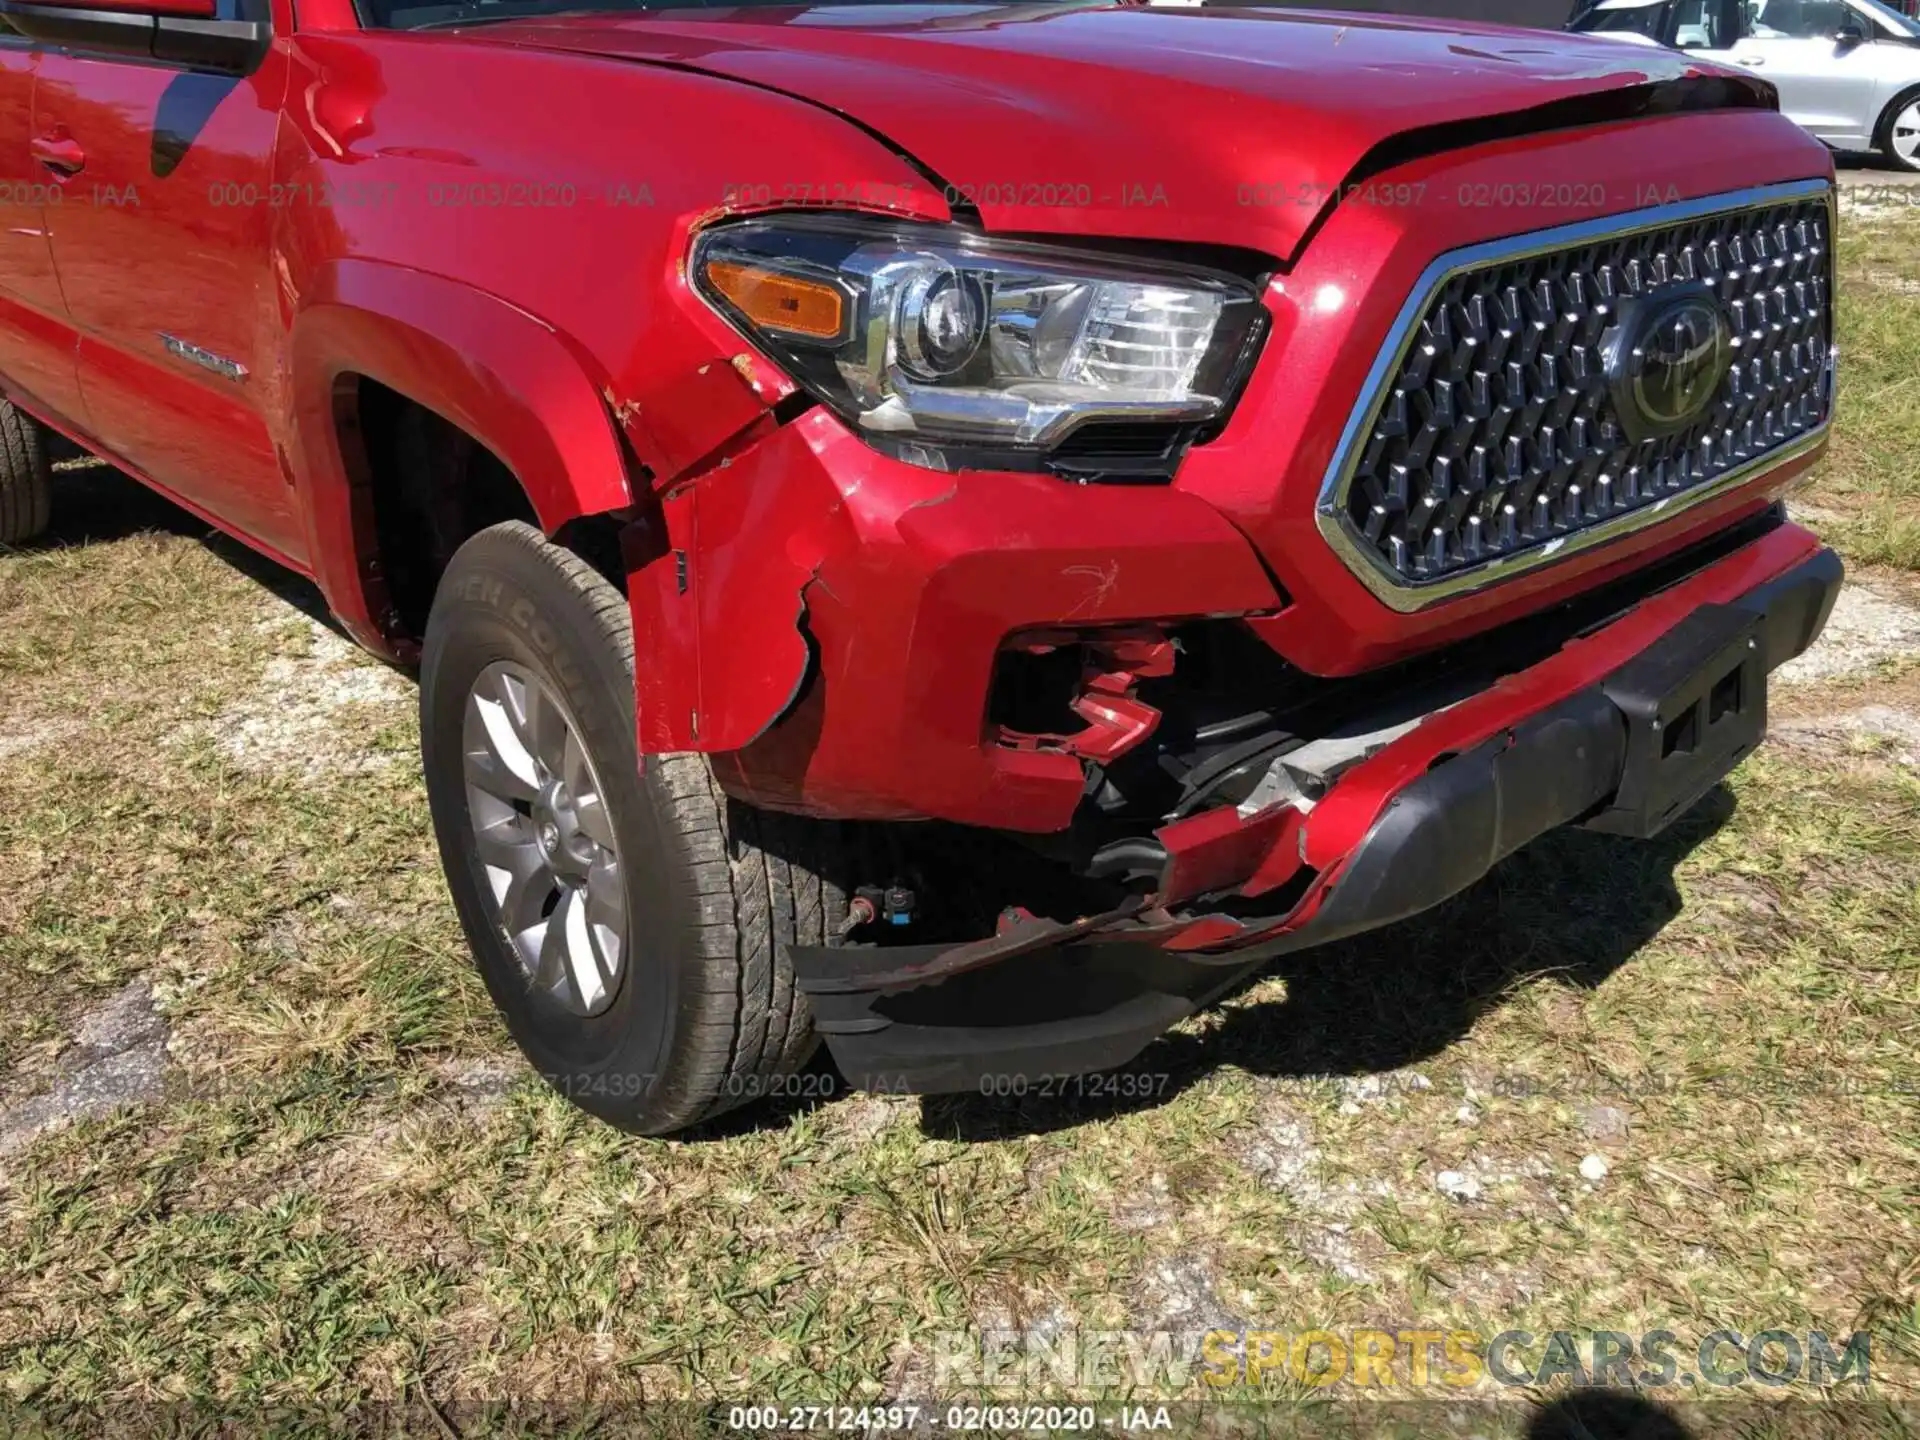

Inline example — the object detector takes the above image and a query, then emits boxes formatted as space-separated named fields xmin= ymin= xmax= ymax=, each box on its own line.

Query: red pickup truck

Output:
xmin=0 ymin=0 xmax=1842 ymax=1133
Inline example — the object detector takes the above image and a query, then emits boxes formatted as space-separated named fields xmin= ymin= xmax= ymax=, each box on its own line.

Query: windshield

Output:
xmin=381 ymin=0 xmax=1009 ymax=29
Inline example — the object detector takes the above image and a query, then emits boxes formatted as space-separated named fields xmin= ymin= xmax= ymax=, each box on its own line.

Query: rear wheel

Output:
xmin=0 ymin=400 xmax=51 ymax=546
xmin=1876 ymin=88 xmax=1920 ymax=173
xmin=420 ymin=521 xmax=852 ymax=1134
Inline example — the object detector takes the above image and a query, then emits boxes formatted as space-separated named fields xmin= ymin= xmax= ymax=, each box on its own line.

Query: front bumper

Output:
xmin=795 ymin=530 xmax=1842 ymax=1095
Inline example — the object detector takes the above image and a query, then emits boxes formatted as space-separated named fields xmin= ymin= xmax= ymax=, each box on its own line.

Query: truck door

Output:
xmin=28 ymin=5 xmax=304 ymax=564
xmin=0 ymin=37 xmax=85 ymax=429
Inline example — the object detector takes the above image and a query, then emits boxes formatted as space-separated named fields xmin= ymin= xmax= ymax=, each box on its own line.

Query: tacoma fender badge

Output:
xmin=159 ymin=333 xmax=248 ymax=382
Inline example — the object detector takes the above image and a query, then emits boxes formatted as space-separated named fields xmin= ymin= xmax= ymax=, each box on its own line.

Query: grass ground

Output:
xmin=0 ymin=198 xmax=1916 ymax=1437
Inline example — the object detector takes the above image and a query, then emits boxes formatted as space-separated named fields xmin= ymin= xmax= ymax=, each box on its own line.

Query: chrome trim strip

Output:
xmin=1315 ymin=177 xmax=1836 ymax=615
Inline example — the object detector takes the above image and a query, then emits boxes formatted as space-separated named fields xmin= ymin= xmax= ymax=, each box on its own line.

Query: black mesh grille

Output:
xmin=1334 ymin=194 xmax=1832 ymax=586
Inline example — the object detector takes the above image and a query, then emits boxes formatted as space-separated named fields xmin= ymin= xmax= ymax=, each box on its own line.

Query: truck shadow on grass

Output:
xmin=1528 ymin=1393 xmax=1696 ymax=1440
xmin=28 ymin=457 xmax=366 ymax=643
xmin=917 ymin=788 xmax=1735 ymax=1142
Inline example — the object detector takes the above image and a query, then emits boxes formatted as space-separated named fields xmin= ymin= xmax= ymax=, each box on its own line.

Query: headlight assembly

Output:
xmin=691 ymin=216 xmax=1267 ymax=473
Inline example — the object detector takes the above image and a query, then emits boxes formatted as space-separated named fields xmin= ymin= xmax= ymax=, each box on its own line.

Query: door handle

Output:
xmin=1733 ymin=55 xmax=1765 ymax=64
xmin=30 ymin=136 xmax=86 ymax=176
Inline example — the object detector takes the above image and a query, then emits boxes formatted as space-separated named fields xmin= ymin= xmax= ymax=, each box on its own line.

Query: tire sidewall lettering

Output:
xmin=465 ymin=572 xmax=595 ymax=724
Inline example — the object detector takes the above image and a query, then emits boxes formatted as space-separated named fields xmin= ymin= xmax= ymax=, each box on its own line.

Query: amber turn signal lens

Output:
xmin=703 ymin=259 xmax=846 ymax=341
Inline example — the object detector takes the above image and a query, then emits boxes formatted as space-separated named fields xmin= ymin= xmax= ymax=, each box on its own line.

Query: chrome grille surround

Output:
xmin=1316 ymin=179 xmax=1836 ymax=613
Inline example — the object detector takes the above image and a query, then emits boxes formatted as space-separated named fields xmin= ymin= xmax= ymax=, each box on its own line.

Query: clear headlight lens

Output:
xmin=691 ymin=216 xmax=1265 ymax=469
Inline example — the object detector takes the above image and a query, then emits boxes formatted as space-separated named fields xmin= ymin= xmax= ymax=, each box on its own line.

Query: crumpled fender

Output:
xmin=627 ymin=418 xmax=855 ymax=756
xmin=291 ymin=259 xmax=634 ymax=641
xmin=630 ymin=411 xmax=1286 ymax=823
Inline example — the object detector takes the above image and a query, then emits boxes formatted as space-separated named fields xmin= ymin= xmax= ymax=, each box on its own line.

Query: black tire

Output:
xmin=1875 ymin=86 xmax=1920 ymax=174
xmin=0 ymin=400 xmax=51 ymax=546
xmin=420 ymin=521 xmax=851 ymax=1135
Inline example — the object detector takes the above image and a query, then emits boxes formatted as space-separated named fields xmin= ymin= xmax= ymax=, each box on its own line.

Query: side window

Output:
xmin=1586 ymin=2 xmax=1672 ymax=37
xmin=1671 ymin=0 xmax=1735 ymax=44
xmin=1745 ymin=0 xmax=1850 ymax=35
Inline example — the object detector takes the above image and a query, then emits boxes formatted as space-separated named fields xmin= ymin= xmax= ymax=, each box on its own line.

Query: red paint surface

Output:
xmin=473 ymin=5 xmax=1760 ymax=262
xmin=701 ymin=411 xmax=1283 ymax=831
xmin=28 ymin=0 xmax=214 ymax=13
xmin=0 ymin=0 xmax=1834 ymax=864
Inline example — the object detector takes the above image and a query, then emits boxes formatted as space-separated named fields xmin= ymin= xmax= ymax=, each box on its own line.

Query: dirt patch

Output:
xmin=1776 ymin=583 xmax=1920 ymax=686
xmin=1773 ymin=706 xmax=1920 ymax=766
xmin=435 ymin=1054 xmax=521 ymax=1098
xmin=1772 ymin=631 xmax=1920 ymax=766
xmin=836 ymin=1094 xmax=915 ymax=1144
xmin=1425 ymin=1152 xmax=1560 ymax=1204
xmin=425 ymin=1055 xmax=525 ymax=1121
xmin=1577 ymin=1102 xmax=1632 ymax=1143
xmin=1857 ymin=270 xmax=1920 ymax=297
xmin=0 ymin=718 xmax=81 ymax=765
xmin=207 ymin=616 xmax=412 ymax=779
xmin=1232 ymin=1095 xmax=1392 ymax=1285
xmin=1128 ymin=1254 xmax=1245 ymax=1337
xmin=1837 ymin=195 xmax=1920 ymax=226
xmin=1110 ymin=1174 xmax=1176 ymax=1233
xmin=0 ymin=981 xmax=170 ymax=1162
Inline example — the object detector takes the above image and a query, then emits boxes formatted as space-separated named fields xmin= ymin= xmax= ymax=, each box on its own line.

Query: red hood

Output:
xmin=472 ymin=2 xmax=1750 ymax=258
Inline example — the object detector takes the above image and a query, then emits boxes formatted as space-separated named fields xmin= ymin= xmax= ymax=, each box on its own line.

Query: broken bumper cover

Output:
xmin=794 ymin=529 xmax=1843 ymax=1095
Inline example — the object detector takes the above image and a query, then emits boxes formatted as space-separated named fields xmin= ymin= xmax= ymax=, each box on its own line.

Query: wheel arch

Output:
xmin=1872 ymin=80 xmax=1920 ymax=153
xmin=290 ymin=259 xmax=637 ymax=654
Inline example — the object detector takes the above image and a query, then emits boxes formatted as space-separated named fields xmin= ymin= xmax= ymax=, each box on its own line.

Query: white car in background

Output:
xmin=1571 ymin=0 xmax=1920 ymax=169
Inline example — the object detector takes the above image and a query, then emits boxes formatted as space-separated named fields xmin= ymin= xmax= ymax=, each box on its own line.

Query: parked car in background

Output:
xmin=1572 ymin=0 xmax=1920 ymax=168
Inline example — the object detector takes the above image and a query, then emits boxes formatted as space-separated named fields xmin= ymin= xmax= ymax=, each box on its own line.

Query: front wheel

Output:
xmin=1877 ymin=89 xmax=1920 ymax=173
xmin=419 ymin=522 xmax=853 ymax=1135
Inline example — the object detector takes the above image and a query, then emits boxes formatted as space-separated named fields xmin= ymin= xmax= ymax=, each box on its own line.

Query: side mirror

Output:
xmin=0 ymin=0 xmax=269 ymax=73
xmin=1833 ymin=17 xmax=1871 ymax=44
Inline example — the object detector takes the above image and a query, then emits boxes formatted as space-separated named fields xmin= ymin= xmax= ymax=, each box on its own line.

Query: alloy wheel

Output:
xmin=462 ymin=660 xmax=628 ymax=1017
xmin=1894 ymin=100 xmax=1920 ymax=167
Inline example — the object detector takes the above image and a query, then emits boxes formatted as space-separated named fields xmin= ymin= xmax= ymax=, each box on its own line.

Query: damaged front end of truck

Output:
xmin=614 ymin=79 xmax=1844 ymax=1094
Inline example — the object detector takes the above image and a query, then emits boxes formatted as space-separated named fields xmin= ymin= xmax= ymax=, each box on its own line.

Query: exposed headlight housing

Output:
xmin=691 ymin=216 xmax=1267 ymax=475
